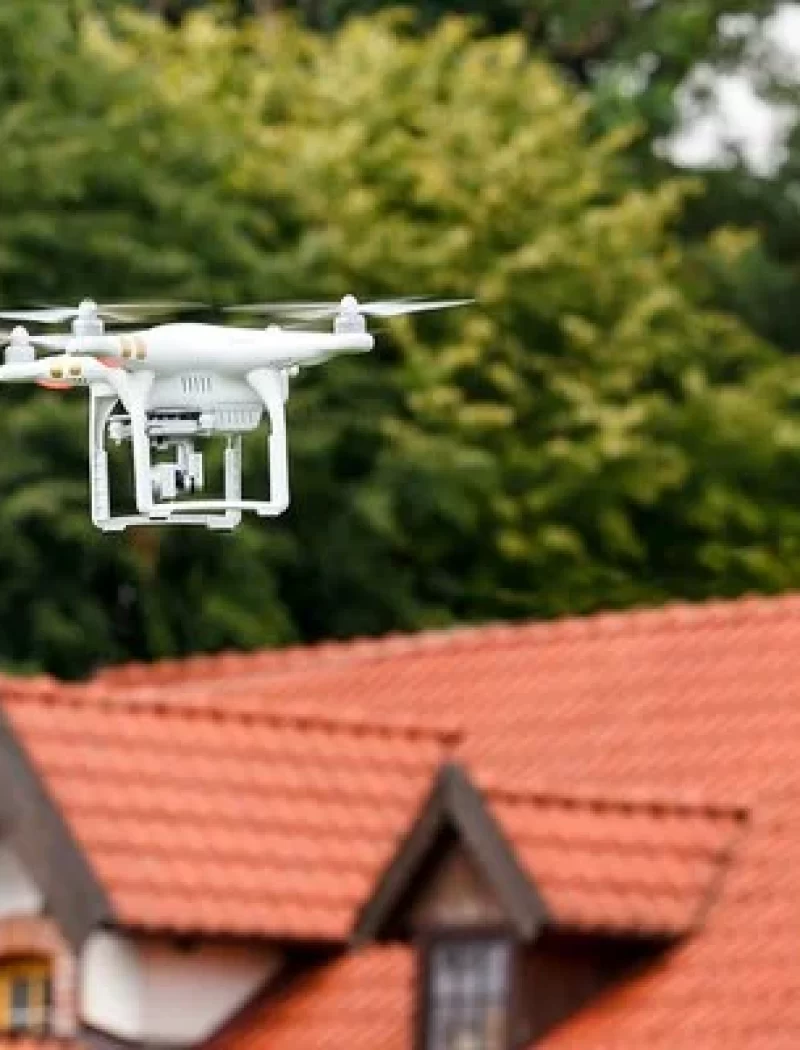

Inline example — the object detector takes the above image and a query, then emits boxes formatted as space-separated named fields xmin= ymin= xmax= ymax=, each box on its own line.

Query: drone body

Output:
xmin=0 ymin=296 xmax=468 ymax=531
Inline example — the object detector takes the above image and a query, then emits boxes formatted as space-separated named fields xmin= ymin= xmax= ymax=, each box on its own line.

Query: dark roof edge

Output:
xmin=353 ymin=761 xmax=548 ymax=945
xmin=441 ymin=763 xmax=549 ymax=938
xmin=352 ymin=769 xmax=448 ymax=946
xmin=0 ymin=704 xmax=114 ymax=948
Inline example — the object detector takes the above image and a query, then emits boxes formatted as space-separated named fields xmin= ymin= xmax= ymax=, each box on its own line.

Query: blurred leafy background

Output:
xmin=2 ymin=0 xmax=800 ymax=677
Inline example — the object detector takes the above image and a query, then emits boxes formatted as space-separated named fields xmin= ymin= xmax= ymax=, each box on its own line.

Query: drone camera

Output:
xmin=153 ymin=437 xmax=204 ymax=500
xmin=151 ymin=443 xmax=204 ymax=502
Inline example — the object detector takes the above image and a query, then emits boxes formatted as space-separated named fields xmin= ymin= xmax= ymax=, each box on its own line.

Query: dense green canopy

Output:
xmin=130 ymin=1 xmax=782 ymax=137
xmin=1 ymin=3 xmax=798 ymax=678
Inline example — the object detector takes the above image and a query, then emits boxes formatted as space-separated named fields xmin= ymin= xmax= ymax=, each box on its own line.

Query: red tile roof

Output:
xmin=6 ymin=592 xmax=800 ymax=1047
xmin=2 ymin=691 xmax=449 ymax=939
xmin=486 ymin=790 xmax=745 ymax=937
xmin=212 ymin=947 xmax=411 ymax=1050
xmin=0 ymin=1042 xmax=85 ymax=1050
xmin=96 ymin=592 xmax=800 ymax=800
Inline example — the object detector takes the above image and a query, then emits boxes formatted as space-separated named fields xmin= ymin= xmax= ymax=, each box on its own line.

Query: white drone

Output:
xmin=0 ymin=295 xmax=470 ymax=531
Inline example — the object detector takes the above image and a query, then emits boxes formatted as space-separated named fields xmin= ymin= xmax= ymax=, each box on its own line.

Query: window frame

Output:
xmin=415 ymin=927 xmax=519 ymax=1050
xmin=0 ymin=957 xmax=53 ymax=1035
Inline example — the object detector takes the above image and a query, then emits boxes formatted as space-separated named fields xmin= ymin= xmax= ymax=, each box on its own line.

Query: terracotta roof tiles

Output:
xmin=150 ymin=592 xmax=800 ymax=1048
xmin=5 ymin=592 xmax=800 ymax=1047
xmin=0 ymin=1042 xmax=85 ymax=1050
xmin=487 ymin=792 xmax=745 ymax=936
xmin=211 ymin=947 xmax=411 ymax=1050
xmin=2 ymin=692 xmax=449 ymax=940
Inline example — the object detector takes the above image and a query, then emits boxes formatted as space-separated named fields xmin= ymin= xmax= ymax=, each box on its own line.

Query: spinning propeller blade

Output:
xmin=27 ymin=334 xmax=74 ymax=351
xmin=0 ymin=300 xmax=204 ymax=325
xmin=225 ymin=296 xmax=474 ymax=322
xmin=0 ymin=329 xmax=69 ymax=351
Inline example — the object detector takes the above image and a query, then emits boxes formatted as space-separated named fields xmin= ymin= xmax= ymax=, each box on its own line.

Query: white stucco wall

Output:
xmin=81 ymin=931 xmax=280 ymax=1045
xmin=0 ymin=841 xmax=44 ymax=918
xmin=80 ymin=930 xmax=142 ymax=1041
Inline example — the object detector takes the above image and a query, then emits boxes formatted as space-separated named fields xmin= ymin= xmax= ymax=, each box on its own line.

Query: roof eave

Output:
xmin=0 ymin=703 xmax=115 ymax=948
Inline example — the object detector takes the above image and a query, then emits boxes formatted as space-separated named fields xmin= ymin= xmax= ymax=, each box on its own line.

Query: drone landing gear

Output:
xmin=90 ymin=392 xmax=241 ymax=532
xmin=149 ymin=371 xmax=289 ymax=522
xmin=88 ymin=368 xmax=289 ymax=531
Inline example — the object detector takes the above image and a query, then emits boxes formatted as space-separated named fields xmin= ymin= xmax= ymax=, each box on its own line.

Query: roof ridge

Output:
xmin=91 ymin=590 xmax=800 ymax=686
xmin=0 ymin=675 xmax=64 ymax=695
xmin=4 ymin=685 xmax=461 ymax=745
xmin=481 ymin=778 xmax=749 ymax=819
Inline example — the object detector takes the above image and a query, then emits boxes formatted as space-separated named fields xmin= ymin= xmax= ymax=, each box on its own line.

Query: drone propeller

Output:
xmin=0 ymin=328 xmax=69 ymax=351
xmin=0 ymin=299 xmax=204 ymax=326
xmin=225 ymin=295 xmax=474 ymax=322
xmin=3 ymin=333 xmax=78 ymax=352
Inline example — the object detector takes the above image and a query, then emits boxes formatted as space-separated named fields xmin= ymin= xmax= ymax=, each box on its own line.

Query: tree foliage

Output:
xmin=131 ymin=2 xmax=800 ymax=347
xmin=132 ymin=0 xmax=781 ymax=137
xmin=1 ymin=3 xmax=798 ymax=677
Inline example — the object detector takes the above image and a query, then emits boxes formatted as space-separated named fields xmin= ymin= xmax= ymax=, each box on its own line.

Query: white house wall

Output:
xmin=81 ymin=930 xmax=280 ymax=1045
xmin=0 ymin=841 xmax=44 ymax=918
xmin=80 ymin=931 xmax=143 ymax=1041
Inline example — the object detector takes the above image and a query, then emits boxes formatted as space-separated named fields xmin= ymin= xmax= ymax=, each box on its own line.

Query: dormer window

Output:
xmin=424 ymin=935 xmax=513 ymax=1050
xmin=357 ymin=764 xmax=744 ymax=1050
xmin=0 ymin=958 xmax=52 ymax=1034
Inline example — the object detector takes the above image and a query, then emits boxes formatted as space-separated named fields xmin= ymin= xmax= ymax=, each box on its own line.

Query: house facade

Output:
xmin=0 ymin=593 xmax=797 ymax=1049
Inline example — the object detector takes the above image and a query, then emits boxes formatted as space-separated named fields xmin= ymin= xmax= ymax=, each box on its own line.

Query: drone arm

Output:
xmin=0 ymin=362 xmax=47 ymax=383
xmin=0 ymin=354 xmax=126 ymax=386
xmin=0 ymin=358 xmax=81 ymax=384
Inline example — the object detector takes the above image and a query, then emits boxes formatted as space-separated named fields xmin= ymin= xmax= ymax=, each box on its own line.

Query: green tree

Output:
xmin=1 ymin=5 xmax=799 ymax=676
xmin=130 ymin=2 xmax=800 ymax=364
xmin=205 ymin=13 xmax=800 ymax=625
xmin=0 ymin=1 xmax=296 ymax=675
xmin=129 ymin=1 xmax=782 ymax=138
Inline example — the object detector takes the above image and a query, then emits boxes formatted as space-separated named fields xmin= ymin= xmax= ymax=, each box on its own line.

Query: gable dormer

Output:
xmin=355 ymin=763 xmax=745 ymax=1049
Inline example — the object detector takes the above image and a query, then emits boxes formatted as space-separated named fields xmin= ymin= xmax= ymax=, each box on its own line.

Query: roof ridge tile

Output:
xmin=4 ymin=686 xmax=461 ymax=746
xmin=481 ymin=777 xmax=749 ymax=820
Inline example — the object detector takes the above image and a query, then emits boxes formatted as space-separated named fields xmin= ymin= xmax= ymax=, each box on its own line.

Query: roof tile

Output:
xmin=6 ymin=592 xmax=800 ymax=1047
xmin=3 ymin=693 xmax=447 ymax=940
